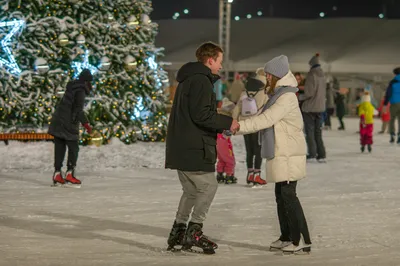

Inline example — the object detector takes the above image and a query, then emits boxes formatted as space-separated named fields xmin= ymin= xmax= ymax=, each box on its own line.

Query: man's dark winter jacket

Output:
xmin=165 ymin=62 xmax=233 ymax=172
xmin=48 ymin=70 xmax=93 ymax=141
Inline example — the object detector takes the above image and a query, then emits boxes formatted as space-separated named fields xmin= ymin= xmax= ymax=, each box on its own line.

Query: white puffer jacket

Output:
xmin=237 ymin=71 xmax=307 ymax=183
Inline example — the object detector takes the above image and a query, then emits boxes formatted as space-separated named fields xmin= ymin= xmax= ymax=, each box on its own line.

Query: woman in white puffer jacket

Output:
xmin=234 ymin=55 xmax=312 ymax=254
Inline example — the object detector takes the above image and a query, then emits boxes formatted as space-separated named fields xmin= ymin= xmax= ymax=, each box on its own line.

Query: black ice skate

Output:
xmin=216 ymin=173 xmax=225 ymax=184
xmin=361 ymin=145 xmax=365 ymax=153
xmin=390 ymin=134 xmax=395 ymax=143
xmin=225 ymin=175 xmax=237 ymax=184
xmin=182 ymin=222 xmax=218 ymax=254
xmin=167 ymin=221 xmax=187 ymax=252
xmin=367 ymin=144 xmax=372 ymax=153
xmin=397 ymin=133 xmax=400 ymax=144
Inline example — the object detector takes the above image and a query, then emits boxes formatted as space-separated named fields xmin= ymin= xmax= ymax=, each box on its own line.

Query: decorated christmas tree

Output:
xmin=0 ymin=0 xmax=168 ymax=145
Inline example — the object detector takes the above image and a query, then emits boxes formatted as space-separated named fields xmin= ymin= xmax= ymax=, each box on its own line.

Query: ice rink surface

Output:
xmin=1 ymin=118 xmax=400 ymax=266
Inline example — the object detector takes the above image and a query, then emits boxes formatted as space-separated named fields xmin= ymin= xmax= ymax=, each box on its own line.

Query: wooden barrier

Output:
xmin=0 ymin=133 xmax=54 ymax=145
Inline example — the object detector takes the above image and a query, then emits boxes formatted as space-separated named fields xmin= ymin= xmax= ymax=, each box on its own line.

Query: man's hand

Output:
xmin=230 ymin=120 xmax=240 ymax=134
xmin=83 ymin=123 xmax=92 ymax=134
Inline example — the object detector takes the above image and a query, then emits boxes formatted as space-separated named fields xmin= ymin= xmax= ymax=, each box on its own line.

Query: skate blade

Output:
xmin=282 ymin=247 xmax=311 ymax=255
xmin=181 ymin=246 xmax=216 ymax=255
xmin=51 ymin=183 xmax=65 ymax=187
xmin=63 ymin=183 xmax=82 ymax=188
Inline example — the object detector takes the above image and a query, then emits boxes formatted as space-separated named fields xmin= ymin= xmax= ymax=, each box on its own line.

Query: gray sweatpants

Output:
xmin=175 ymin=170 xmax=218 ymax=224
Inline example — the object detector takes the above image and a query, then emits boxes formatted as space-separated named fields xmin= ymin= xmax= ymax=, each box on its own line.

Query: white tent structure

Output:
xmin=156 ymin=18 xmax=400 ymax=82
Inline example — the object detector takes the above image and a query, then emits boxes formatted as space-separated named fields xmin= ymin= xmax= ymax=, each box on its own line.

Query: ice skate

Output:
xmin=367 ymin=144 xmax=372 ymax=153
xmin=52 ymin=171 xmax=65 ymax=186
xmin=282 ymin=242 xmax=311 ymax=255
xmin=225 ymin=175 xmax=237 ymax=184
xmin=269 ymin=239 xmax=292 ymax=251
xmin=216 ymin=172 xmax=225 ymax=184
xmin=167 ymin=221 xmax=187 ymax=252
xmin=361 ymin=145 xmax=365 ymax=153
xmin=181 ymin=222 xmax=218 ymax=254
xmin=390 ymin=134 xmax=395 ymax=143
xmin=64 ymin=169 xmax=82 ymax=188
xmin=317 ymin=158 xmax=327 ymax=163
xmin=397 ymin=134 xmax=400 ymax=144
xmin=246 ymin=171 xmax=254 ymax=185
xmin=252 ymin=172 xmax=266 ymax=186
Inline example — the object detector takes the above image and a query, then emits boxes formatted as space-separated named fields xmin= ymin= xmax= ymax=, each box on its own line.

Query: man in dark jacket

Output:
xmin=48 ymin=69 xmax=93 ymax=186
xmin=165 ymin=42 xmax=237 ymax=254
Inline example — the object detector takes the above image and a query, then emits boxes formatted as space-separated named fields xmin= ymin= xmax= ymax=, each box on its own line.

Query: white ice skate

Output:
xmin=269 ymin=239 xmax=291 ymax=251
xmin=282 ymin=242 xmax=311 ymax=255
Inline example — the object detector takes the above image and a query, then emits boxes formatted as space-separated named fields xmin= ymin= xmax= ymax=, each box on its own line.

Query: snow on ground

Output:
xmin=1 ymin=118 xmax=400 ymax=266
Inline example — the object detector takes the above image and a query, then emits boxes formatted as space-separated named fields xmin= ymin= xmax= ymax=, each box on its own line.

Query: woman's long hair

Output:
xmin=265 ymin=74 xmax=281 ymax=96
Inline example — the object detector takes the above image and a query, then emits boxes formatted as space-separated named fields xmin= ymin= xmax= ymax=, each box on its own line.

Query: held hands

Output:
xmin=230 ymin=120 xmax=240 ymax=134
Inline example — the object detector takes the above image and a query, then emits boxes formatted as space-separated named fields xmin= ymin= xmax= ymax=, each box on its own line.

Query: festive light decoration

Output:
xmin=71 ymin=50 xmax=98 ymax=78
xmin=0 ymin=20 xmax=24 ymax=76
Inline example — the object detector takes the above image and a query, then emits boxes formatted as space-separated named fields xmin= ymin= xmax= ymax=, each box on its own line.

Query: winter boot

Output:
xmin=225 ymin=175 xmax=237 ymax=184
xmin=253 ymin=172 xmax=266 ymax=185
xmin=216 ymin=172 xmax=225 ymax=184
xmin=361 ymin=145 xmax=365 ymax=153
xmin=65 ymin=168 xmax=81 ymax=185
xmin=367 ymin=144 xmax=372 ymax=153
xmin=246 ymin=170 xmax=254 ymax=184
xmin=52 ymin=171 xmax=65 ymax=186
xmin=390 ymin=134 xmax=395 ymax=143
xmin=182 ymin=222 xmax=218 ymax=254
xmin=167 ymin=221 xmax=187 ymax=251
xmin=270 ymin=239 xmax=292 ymax=251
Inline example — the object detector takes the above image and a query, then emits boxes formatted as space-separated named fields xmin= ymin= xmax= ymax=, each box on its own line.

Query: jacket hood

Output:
xmin=309 ymin=66 xmax=324 ymax=78
xmin=78 ymin=69 xmax=93 ymax=82
xmin=275 ymin=70 xmax=298 ymax=89
xmin=176 ymin=62 xmax=219 ymax=83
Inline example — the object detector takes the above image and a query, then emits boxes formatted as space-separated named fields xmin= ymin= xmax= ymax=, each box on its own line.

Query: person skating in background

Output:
xmin=165 ymin=42 xmax=238 ymax=254
xmin=216 ymin=98 xmax=237 ymax=184
xmin=378 ymin=95 xmax=390 ymax=134
xmin=324 ymin=77 xmax=336 ymax=130
xmin=231 ymin=55 xmax=312 ymax=254
xmin=335 ymin=91 xmax=346 ymax=130
xmin=301 ymin=53 xmax=327 ymax=163
xmin=229 ymin=72 xmax=245 ymax=104
xmin=294 ymin=72 xmax=306 ymax=109
xmin=358 ymin=92 xmax=375 ymax=153
xmin=232 ymin=70 xmax=269 ymax=186
xmin=383 ymin=67 xmax=400 ymax=143
xmin=48 ymin=69 xmax=93 ymax=187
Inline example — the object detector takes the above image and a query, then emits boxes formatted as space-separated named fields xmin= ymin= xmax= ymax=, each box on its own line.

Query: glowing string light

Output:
xmin=0 ymin=20 xmax=25 ymax=76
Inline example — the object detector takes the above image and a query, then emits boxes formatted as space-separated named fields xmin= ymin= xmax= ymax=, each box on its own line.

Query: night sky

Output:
xmin=151 ymin=0 xmax=400 ymax=20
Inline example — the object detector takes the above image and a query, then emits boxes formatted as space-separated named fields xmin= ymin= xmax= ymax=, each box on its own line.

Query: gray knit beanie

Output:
xmin=309 ymin=53 xmax=320 ymax=66
xmin=263 ymin=55 xmax=289 ymax=79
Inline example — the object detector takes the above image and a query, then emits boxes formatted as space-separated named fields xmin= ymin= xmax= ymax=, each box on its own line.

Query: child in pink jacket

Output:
xmin=216 ymin=98 xmax=237 ymax=184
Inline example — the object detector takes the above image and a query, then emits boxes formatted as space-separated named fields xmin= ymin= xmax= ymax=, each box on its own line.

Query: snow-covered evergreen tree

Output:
xmin=0 ymin=0 xmax=168 ymax=145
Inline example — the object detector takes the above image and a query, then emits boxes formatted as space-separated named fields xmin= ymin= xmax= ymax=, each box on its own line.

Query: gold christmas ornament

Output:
xmin=89 ymin=130 xmax=103 ymax=147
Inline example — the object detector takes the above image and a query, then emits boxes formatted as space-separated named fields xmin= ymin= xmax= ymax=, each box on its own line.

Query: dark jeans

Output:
xmin=275 ymin=181 xmax=311 ymax=246
xmin=389 ymin=103 xmax=400 ymax=135
xmin=338 ymin=116 xmax=345 ymax=129
xmin=325 ymin=108 xmax=334 ymax=127
xmin=243 ymin=133 xmax=262 ymax=170
xmin=54 ymin=137 xmax=79 ymax=171
xmin=303 ymin=112 xmax=326 ymax=159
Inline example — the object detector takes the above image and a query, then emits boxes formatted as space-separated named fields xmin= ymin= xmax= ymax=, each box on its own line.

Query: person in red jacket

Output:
xmin=378 ymin=96 xmax=390 ymax=134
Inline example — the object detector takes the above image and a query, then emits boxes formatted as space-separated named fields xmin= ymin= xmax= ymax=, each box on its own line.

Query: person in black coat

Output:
xmin=165 ymin=42 xmax=237 ymax=254
xmin=48 ymin=69 xmax=93 ymax=186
